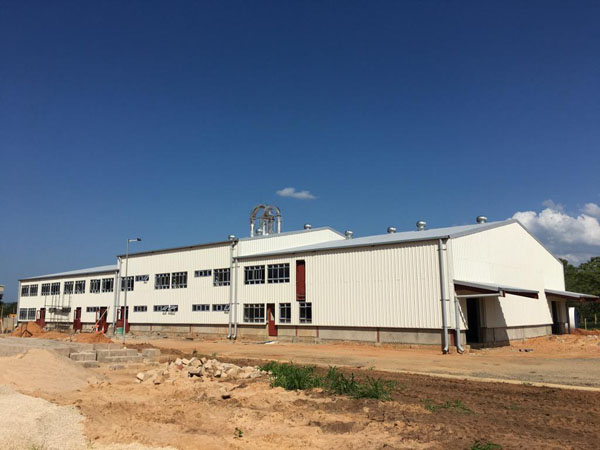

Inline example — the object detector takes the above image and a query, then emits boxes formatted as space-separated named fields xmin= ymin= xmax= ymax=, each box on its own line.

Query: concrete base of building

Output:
xmin=479 ymin=324 xmax=552 ymax=347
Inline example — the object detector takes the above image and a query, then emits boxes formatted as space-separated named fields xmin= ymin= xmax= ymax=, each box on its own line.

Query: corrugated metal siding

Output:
xmin=451 ymin=222 xmax=563 ymax=328
xmin=239 ymin=241 xmax=442 ymax=328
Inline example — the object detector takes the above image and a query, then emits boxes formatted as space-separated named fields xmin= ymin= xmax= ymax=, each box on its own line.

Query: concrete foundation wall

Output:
xmin=481 ymin=324 xmax=551 ymax=345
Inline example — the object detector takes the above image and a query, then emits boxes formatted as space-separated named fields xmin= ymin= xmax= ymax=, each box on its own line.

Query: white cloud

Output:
xmin=582 ymin=202 xmax=600 ymax=219
xmin=276 ymin=187 xmax=316 ymax=200
xmin=512 ymin=202 xmax=600 ymax=265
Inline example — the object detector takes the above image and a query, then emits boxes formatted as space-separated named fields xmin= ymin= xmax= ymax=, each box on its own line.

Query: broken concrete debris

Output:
xmin=135 ymin=357 xmax=266 ymax=385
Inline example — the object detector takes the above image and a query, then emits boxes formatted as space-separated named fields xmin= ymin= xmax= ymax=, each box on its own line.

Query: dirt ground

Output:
xmin=2 ymin=333 xmax=600 ymax=449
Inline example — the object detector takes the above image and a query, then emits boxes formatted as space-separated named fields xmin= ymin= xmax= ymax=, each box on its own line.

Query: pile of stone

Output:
xmin=136 ymin=356 xmax=265 ymax=385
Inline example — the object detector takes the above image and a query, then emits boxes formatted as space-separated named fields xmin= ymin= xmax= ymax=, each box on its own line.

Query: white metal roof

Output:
xmin=20 ymin=264 xmax=118 ymax=282
xmin=454 ymin=279 xmax=539 ymax=298
xmin=545 ymin=289 xmax=599 ymax=301
xmin=237 ymin=220 xmax=517 ymax=259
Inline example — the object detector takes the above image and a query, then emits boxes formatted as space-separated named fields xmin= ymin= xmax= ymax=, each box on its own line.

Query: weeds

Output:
xmin=424 ymin=399 xmax=474 ymax=414
xmin=233 ymin=427 xmax=243 ymax=439
xmin=260 ymin=363 xmax=396 ymax=400
xmin=471 ymin=441 xmax=502 ymax=450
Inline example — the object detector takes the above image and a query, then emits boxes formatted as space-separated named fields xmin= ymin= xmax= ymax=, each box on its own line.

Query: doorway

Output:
xmin=551 ymin=301 xmax=560 ymax=334
xmin=36 ymin=308 xmax=46 ymax=329
xmin=266 ymin=303 xmax=277 ymax=337
xmin=73 ymin=307 xmax=82 ymax=331
xmin=116 ymin=306 xmax=130 ymax=333
xmin=97 ymin=307 xmax=109 ymax=333
xmin=465 ymin=298 xmax=482 ymax=344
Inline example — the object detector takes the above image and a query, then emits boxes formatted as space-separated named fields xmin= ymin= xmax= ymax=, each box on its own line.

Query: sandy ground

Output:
xmin=1 ymin=334 xmax=600 ymax=449
xmin=131 ymin=333 xmax=600 ymax=388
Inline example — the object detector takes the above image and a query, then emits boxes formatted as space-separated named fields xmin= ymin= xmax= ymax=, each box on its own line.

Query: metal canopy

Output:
xmin=545 ymin=289 xmax=599 ymax=302
xmin=454 ymin=280 xmax=539 ymax=299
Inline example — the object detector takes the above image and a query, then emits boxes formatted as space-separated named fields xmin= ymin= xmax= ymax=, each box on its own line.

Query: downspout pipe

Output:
xmin=227 ymin=240 xmax=237 ymax=338
xmin=454 ymin=296 xmax=465 ymax=354
xmin=112 ymin=258 xmax=122 ymax=334
xmin=232 ymin=250 xmax=240 ymax=339
xmin=438 ymin=238 xmax=449 ymax=354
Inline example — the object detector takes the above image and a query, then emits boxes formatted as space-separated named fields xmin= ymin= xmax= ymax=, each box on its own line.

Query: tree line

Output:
xmin=562 ymin=257 xmax=600 ymax=323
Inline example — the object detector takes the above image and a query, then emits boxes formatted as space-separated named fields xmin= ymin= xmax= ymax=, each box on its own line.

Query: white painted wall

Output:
xmin=450 ymin=222 xmax=564 ymax=329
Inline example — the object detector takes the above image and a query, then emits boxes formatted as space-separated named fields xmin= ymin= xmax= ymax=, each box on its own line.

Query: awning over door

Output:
xmin=454 ymin=280 xmax=539 ymax=299
xmin=545 ymin=289 xmax=599 ymax=302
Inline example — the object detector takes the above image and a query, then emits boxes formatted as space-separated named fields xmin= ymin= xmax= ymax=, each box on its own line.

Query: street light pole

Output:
xmin=123 ymin=237 xmax=141 ymax=344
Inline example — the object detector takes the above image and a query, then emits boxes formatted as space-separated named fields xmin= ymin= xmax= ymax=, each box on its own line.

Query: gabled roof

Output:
xmin=19 ymin=265 xmax=118 ymax=282
xmin=117 ymin=227 xmax=344 ymax=258
xmin=237 ymin=220 xmax=516 ymax=259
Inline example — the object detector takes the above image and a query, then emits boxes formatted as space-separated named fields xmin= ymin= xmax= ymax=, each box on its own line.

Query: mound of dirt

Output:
xmin=10 ymin=322 xmax=45 ymax=337
xmin=71 ymin=332 xmax=113 ymax=343
xmin=573 ymin=328 xmax=600 ymax=336
xmin=0 ymin=349 xmax=99 ymax=395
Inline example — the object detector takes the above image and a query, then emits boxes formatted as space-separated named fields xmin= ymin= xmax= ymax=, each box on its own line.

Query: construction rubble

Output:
xmin=136 ymin=357 xmax=266 ymax=386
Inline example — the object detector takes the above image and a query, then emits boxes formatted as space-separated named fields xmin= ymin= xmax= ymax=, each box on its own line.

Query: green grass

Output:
xmin=471 ymin=441 xmax=502 ymax=450
xmin=260 ymin=363 xmax=396 ymax=400
xmin=423 ymin=399 xmax=474 ymax=414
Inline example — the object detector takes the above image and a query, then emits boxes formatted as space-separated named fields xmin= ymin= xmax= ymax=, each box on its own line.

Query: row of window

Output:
xmin=21 ymin=262 xmax=292 ymax=298
xmin=18 ymin=308 xmax=37 ymax=320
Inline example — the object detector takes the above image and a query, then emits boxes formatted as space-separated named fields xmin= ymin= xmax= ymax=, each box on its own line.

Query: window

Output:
xmin=86 ymin=306 xmax=100 ymax=313
xmin=299 ymin=302 xmax=312 ymax=324
xmin=244 ymin=265 xmax=265 ymax=285
xmin=194 ymin=269 xmax=212 ymax=278
xmin=268 ymin=264 xmax=290 ymax=283
xmin=153 ymin=305 xmax=178 ymax=313
xmin=64 ymin=281 xmax=74 ymax=295
xmin=75 ymin=280 xmax=86 ymax=294
xmin=28 ymin=308 xmax=36 ymax=320
xmin=51 ymin=282 xmax=60 ymax=295
xmin=41 ymin=283 xmax=51 ymax=296
xmin=135 ymin=274 xmax=149 ymax=282
xmin=279 ymin=303 xmax=291 ymax=323
xmin=213 ymin=268 xmax=230 ymax=287
xmin=171 ymin=272 xmax=187 ymax=289
xmin=193 ymin=304 xmax=210 ymax=312
xmin=19 ymin=309 xmax=27 ymax=320
xmin=21 ymin=285 xmax=29 ymax=297
xmin=90 ymin=279 xmax=101 ymax=293
xmin=102 ymin=278 xmax=114 ymax=293
xmin=212 ymin=304 xmax=230 ymax=312
xmin=121 ymin=276 xmax=134 ymax=292
xmin=155 ymin=273 xmax=170 ymax=289
xmin=133 ymin=305 xmax=147 ymax=312
xmin=243 ymin=304 xmax=265 ymax=323
xmin=29 ymin=284 xmax=38 ymax=296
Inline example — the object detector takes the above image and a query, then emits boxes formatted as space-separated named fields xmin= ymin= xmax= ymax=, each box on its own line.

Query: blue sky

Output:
xmin=1 ymin=1 xmax=600 ymax=301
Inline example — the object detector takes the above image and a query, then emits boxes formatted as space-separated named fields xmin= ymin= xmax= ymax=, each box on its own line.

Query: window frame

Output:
xmin=194 ymin=269 xmax=212 ymax=278
xmin=279 ymin=303 xmax=291 ymax=324
xmin=101 ymin=278 xmax=114 ymax=293
xmin=21 ymin=285 xmax=29 ymax=297
xmin=243 ymin=303 xmax=265 ymax=323
xmin=121 ymin=276 xmax=134 ymax=292
xmin=171 ymin=271 xmax=188 ymax=289
xmin=74 ymin=280 xmax=86 ymax=294
xmin=153 ymin=304 xmax=179 ymax=313
xmin=41 ymin=283 xmax=51 ymax=296
xmin=90 ymin=279 xmax=101 ymax=294
xmin=51 ymin=282 xmax=61 ymax=296
xmin=299 ymin=302 xmax=312 ymax=324
xmin=244 ymin=265 xmax=265 ymax=285
xmin=268 ymin=263 xmax=290 ymax=284
xmin=133 ymin=305 xmax=147 ymax=312
xmin=29 ymin=284 xmax=38 ymax=296
xmin=155 ymin=273 xmax=170 ymax=290
xmin=64 ymin=281 xmax=74 ymax=295
xmin=192 ymin=304 xmax=210 ymax=312
xmin=212 ymin=304 xmax=230 ymax=312
xmin=213 ymin=268 xmax=230 ymax=287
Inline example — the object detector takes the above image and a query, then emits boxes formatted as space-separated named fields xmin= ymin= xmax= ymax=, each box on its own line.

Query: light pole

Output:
xmin=123 ymin=237 xmax=141 ymax=344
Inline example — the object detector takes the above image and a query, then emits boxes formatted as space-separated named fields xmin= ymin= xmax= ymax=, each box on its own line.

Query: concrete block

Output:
xmin=77 ymin=361 xmax=100 ymax=368
xmin=70 ymin=352 xmax=97 ymax=362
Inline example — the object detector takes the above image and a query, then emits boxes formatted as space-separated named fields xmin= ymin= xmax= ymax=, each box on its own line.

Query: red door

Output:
xmin=73 ymin=307 xmax=82 ymax=331
xmin=267 ymin=304 xmax=277 ymax=337
xmin=98 ymin=307 xmax=109 ymax=333
xmin=296 ymin=260 xmax=306 ymax=301
xmin=36 ymin=308 xmax=46 ymax=328
xmin=116 ymin=307 xmax=130 ymax=333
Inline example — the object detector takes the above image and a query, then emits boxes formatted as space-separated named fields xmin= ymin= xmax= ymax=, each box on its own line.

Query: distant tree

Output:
xmin=562 ymin=257 xmax=600 ymax=324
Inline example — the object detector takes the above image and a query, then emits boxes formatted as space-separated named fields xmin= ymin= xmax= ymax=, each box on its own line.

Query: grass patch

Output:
xmin=260 ymin=363 xmax=396 ymax=400
xmin=471 ymin=441 xmax=502 ymax=450
xmin=423 ymin=399 xmax=474 ymax=414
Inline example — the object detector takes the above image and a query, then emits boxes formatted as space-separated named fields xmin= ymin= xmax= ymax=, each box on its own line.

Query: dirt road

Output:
xmin=135 ymin=333 xmax=600 ymax=388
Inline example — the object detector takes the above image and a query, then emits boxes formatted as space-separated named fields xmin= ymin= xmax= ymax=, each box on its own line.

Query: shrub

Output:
xmin=261 ymin=361 xmax=322 ymax=390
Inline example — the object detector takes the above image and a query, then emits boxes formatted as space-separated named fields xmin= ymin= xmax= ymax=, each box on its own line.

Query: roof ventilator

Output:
xmin=416 ymin=221 xmax=427 ymax=231
xmin=344 ymin=230 xmax=354 ymax=239
xmin=387 ymin=227 xmax=397 ymax=234
xmin=476 ymin=216 xmax=488 ymax=224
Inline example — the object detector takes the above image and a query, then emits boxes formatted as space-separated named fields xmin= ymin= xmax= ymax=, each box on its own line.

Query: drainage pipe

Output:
xmin=232 ymin=250 xmax=240 ymax=339
xmin=227 ymin=239 xmax=238 ymax=339
xmin=438 ymin=238 xmax=449 ymax=354
xmin=454 ymin=296 xmax=465 ymax=354
xmin=112 ymin=258 xmax=122 ymax=334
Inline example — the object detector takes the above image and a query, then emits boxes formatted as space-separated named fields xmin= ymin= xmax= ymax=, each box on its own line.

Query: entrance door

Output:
xmin=296 ymin=260 xmax=306 ymax=301
xmin=73 ymin=307 xmax=82 ymax=331
xmin=465 ymin=298 xmax=482 ymax=344
xmin=551 ymin=301 xmax=560 ymax=334
xmin=98 ymin=307 xmax=109 ymax=333
xmin=36 ymin=308 xmax=46 ymax=328
xmin=267 ymin=304 xmax=277 ymax=337
xmin=116 ymin=306 xmax=130 ymax=333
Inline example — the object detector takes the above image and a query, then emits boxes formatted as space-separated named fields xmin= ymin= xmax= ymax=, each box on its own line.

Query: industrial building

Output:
xmin=16 ymin=205 xmax=598 ymax=350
